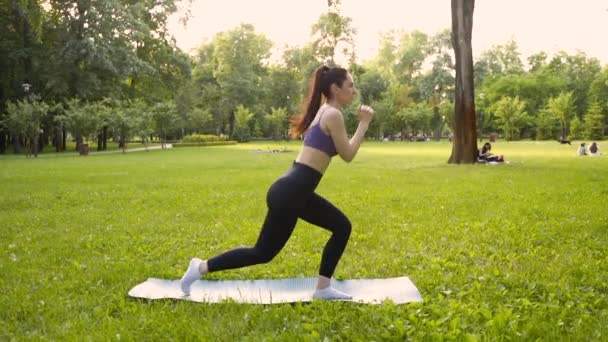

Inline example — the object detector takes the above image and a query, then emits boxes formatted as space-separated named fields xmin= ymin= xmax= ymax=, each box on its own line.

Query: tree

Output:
xmin=583 ymin=102 xmax=605 ymax=140
xmin=282 ymin=44 xmax=321 ymax=99
xmin=311 ymin=0 xmax=357 ymax=66
xmin=416 ymin=29 xmax=454 ymax=102
xmin=3 ymin=96 xmax=49 ymax=157
xmin=367 ymin=32 xmax=398 ymax=82
xmin=547 ymin=52 xmax=601 ymax=117
xmin=87 ymin=101 xmax=111 ymax=151
xmin=492 ymin=96 xmax=530 ymax=141
xmin=394 ymin=31 xmax=430 ymax=84
xmin=588 ymin=66 xmax=608 ymax=131
xmin=187 ymin=108 xmax=213 ymax=134
xmin=135 ymin=108 xmax=154 ymax=151
xmin=448 ymin=0 xmax=478 ymax=164
xmin=151 ymin=101 xmax=178 ymax=148
xmin=569 ymin=116 xmax=583 ymax=140
xmin=110 ymin=103 xmax=138 ymax=154
xmin=233 ymin=105 xmax=254 ymax=142
xmin=394 ymin=103 xmax=433 ymax=137
xmin=474 ymin=38 xmax=524 ymax=86
xmin=43 ymin=0 xmax=190 ymax=101
xmin=535 ymin=108 xmax=558 ymax=140
xmin=260 ymin=66 xmax=301 ymax=116
xmin=265 ymin=107 xmax=288 ymax=140
xmin=547 ymin=92 xmax=575 ymax=139
xmin=212 ymin=24 xmax=272 ymax=135
xmin=358 ymin=70 xmax=389 ymax=105
xmin=527 ymin=52 xmax=548 ymax=73
xmin=64 ymin=99 xmax=99 ymax=151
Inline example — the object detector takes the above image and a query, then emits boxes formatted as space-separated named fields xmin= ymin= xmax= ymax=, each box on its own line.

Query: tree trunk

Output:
xmin=13 ymin=134 xmax=21 ymax=154
xmin=33 ymin=134 xmax=39 ymax=157
xmin=55 ymin=126 xmax=61 ymax=152
xmin=102 ymin=126 xmax=107 ymax=150
xmin=24 ymin=137 xmax=31 ymax=158
xmin=62 ymin=127 xmax=67 ymax=151
xmin=76 ymin=133 xmax=82 ymax=151
xmin=0 ymin=130 xmax=6 ymax=153
xmin=448 ymin=0 xmax=478 ymax=164
xmin=37 ymin=132 xmax=44 ymax=154
xmin=97 ymin=133 xmax=103 ymax=151
xmin=121 ymin=134 xmax=126 ymax=153
xmin=434 ymin=122 xmax=444 ymax=141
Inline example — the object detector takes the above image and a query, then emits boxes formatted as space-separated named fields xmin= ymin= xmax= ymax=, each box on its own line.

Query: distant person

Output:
xmin=478 ymin=142 xmax=505 ymax=163
xmin=559 ymin=136 xmax=571 ymax=145
xmin=578 ymin=142 xmax=588 ymax=156
xmin=589 ymin=142 xmax=601 ymax=156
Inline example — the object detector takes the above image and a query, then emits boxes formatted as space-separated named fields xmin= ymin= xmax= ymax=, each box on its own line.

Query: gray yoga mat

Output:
xmin=128 ymin=276 xmax=423 ymax=304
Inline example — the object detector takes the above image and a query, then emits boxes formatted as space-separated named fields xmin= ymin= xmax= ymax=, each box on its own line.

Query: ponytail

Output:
xmin=289 ymin=66 xmax=329 ymax=138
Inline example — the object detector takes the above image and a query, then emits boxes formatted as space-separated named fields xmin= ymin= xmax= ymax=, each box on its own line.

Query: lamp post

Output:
xmin=21 ymin=82 xmax=43 ymax=157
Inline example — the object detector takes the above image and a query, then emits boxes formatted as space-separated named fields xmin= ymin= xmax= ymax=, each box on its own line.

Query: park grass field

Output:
xmin=1 ymin=140 xmax=607 ymax=340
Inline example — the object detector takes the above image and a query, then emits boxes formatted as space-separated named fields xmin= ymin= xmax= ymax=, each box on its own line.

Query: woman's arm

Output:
xmin=325 ymin=106 xmax=373 ymax=162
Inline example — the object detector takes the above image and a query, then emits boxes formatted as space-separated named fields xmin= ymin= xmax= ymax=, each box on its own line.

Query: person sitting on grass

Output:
xmin=477 ymin=142 xmax=505 ymax=163
xmin=578 ymin=142 xmax=588 ymax=156
xmin=589 ymin=142 xmax=602 ymax=156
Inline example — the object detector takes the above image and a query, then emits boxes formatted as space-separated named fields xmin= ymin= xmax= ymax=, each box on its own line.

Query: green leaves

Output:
xmin=232 ymin=105 xmax=254 ymax=142
xmin=263 ymin=107 xmax=288 ymax=141
xmin=492 ymin=96 xmax=530 ymax=141
xmin=547 ymin=91 xmax=576 ymax=139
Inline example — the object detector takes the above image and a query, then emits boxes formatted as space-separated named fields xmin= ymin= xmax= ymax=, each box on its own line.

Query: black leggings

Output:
xmin=207 ymin=162 xmax=352 ymax=278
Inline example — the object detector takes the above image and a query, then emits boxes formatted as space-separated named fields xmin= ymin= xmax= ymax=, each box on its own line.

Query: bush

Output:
xmin=181 ymin=134 xmax=228 ymax=143
xmin=173 ymin=141 xmax=237 ymax=148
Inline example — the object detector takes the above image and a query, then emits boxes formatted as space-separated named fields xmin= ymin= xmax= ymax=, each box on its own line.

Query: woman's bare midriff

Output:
xmin=295 ymin=146 xmax=332 ymax=174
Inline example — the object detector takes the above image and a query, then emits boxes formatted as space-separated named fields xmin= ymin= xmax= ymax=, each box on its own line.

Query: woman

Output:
xmin=478 ymin=142 xmax=504 ymax=163
xmin=180 ymin=66 xmax=375 ymax=300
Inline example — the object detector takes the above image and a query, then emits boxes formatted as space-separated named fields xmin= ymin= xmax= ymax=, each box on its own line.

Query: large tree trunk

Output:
xmin=448 ymin=0 xmax=478 ymax=164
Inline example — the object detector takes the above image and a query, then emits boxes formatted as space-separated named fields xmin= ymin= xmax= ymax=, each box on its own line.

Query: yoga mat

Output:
xmin=128 ymin=276 xmax=423 ymax=304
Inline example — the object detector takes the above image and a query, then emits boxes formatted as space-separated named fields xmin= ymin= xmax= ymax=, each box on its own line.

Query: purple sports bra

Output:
xmin=303 ymin=108 xmax=337 ymax=157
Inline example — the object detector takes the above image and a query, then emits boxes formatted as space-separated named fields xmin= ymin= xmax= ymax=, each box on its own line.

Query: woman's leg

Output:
xmin=179 ymin=208 xmax=299 ymax=295
xmin=180 ymin=174 xmax=310 ymax=295
xmin=206 ymin=209 xmax=299 ymax=272
xmin=299 ymin=193 xmax=352 ymax=299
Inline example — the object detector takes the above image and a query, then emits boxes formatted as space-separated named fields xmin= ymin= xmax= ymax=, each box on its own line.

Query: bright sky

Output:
xmin=168 ymin=0 xmax=608 ymax=66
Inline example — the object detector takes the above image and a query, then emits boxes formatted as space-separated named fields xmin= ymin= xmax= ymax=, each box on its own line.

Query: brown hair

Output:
xmin=289 ymin=66 xmax=348 ymax=138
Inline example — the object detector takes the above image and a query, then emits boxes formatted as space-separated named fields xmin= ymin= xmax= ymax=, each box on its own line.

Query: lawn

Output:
xmin=1 ymin=140 xmax=607 ymax=340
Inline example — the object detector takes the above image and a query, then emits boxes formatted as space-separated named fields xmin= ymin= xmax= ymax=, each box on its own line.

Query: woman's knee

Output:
xmin=337 ymin=217 xmax=352 ymax=240
xmin=251 ymin=247 xmax=277 ymax=264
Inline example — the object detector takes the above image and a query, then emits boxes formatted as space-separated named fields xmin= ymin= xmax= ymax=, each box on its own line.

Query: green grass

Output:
xmin=1 ymin=141 xmax=607 ymax=340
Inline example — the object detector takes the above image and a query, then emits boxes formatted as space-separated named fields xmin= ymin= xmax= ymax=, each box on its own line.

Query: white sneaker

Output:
xmin=180 ymin=258 xmax=202 ymax=296
xmin=313 ymin=286 xmax=352 ymax=300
